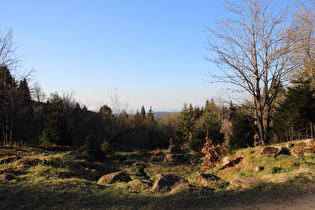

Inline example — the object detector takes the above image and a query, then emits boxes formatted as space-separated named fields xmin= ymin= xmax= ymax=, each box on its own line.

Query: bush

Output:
xmin=41 ymin=111 xmax=72 ymax=146
xmin=201 ymin=139 xmax=226 ymax=171
xmin=101 ymin=140 xmax=113 ymax=158
xmin=80 ymin=133 xmax=104 ymax=160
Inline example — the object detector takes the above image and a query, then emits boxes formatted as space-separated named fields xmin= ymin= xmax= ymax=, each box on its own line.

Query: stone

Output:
xmin=290 ymin=139 xmax=315 ymax=158
xmin=164 ymin=153 xmax=185 ymax=163
xmin=222 ymin=156 xmax=243 ymax=167
xmin=254 ymin=166 xmax=264 ymax=172
xmin=193 ymin=173 xmax=220 ymax=186
xmin=152 ymin=173 xmax=188 ymax=192
xmin=0 ymin=172 xmax=14 ymax=181
xmin=97 ymin=171 xmax=131 ymax=185
xmin=170 ymin=183 xmax=205 ymax=195
xmin=126 ymin=179 xmax=153 ymax=191
xmin=193 ymin=173 xmax=228 ymax=189
xmin=230 ymin=178 xmax=251 ymax=189
xmin=257 ymin=146 xmax=284 ymax=156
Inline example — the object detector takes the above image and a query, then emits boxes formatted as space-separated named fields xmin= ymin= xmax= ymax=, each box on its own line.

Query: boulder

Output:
xmin=222 ymin=157 xmax=243 ymax=167
xmin=164 ymin=153 xmax=185 ymax=163
xmin=152 ymin=173 xmax=188 ymax=192
xmin=257 ymin=146 xmax=284 ymax=156
xmin=193 ymin=173 xmax=228 ymax=189
xmin=97 ymin=171 xmax=132 ymax=185
xmin=170 ymin=183 xmax=206 ymax=195
xmin=126 ymin=179 xmax=153 ymax=191
xmin=230 ymin=178 xmax=252 ymax=189
xmin=0 ymin=172 xmax=14 ymax=181
xmin=290 ymin=139 xmax=315 ymax=158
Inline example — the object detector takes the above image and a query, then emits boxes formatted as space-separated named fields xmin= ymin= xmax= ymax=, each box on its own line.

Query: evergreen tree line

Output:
xmin=174 ymin=77 xmax=315 ymax=152
xmin=1 ymin=63 xmax=315 ymax=153
xmin=0 ymin=67 xmax=174 ymax=153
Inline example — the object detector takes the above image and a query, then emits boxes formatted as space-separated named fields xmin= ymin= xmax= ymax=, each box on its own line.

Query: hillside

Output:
xmin=1 ymin=140 xmax=315 ymax=209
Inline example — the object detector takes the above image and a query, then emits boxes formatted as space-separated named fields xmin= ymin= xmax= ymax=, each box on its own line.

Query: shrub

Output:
xmin=201 ymin=139 xmax=226 ymax=171
xmin=80 ymin=133 xmax=104 ymax=160
xmin=101 ymin=141 xmax=113 ymax=158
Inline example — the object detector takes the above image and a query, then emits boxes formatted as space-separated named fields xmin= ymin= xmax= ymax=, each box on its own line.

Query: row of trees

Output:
xmin=175 ymin=77 xmax=315 ymax=152
xmin=205 ymin=0 xmax=315 ymax=145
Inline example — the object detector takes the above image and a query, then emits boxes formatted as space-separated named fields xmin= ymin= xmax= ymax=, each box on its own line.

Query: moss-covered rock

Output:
xmin=290 ymin=139 xmax=315 ymax=158
xmin=97 ymin=171 xmax=131 ymax=185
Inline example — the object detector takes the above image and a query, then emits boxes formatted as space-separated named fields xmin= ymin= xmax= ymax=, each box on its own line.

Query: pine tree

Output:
xmin=274 ymin=78 xmax=315 ymax=141
xmin=147 ymin=106 xmax=155 ymax=126
xmin=229 ymin=110 xmax=256 ymax=149
xmin=41 ymin=94 xmax=72 ymax=146
xmin=175 ymin=103 xmax=195 ymax=144
xmin=81 ymin=133 xmax=104 ymax=160
xmin=141 ymin=106 xmax=146 ymax=120
xmin=202 ymin=99 xmax=224 ymax=145
xmin=0 ymin=66 xmax=32 ymax=143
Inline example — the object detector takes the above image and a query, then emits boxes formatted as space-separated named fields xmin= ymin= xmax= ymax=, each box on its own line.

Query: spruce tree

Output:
xmin=81 ymin=133 xmax=104 ymax=160
xmin=202 ymin=99 xmax=224 ymax=145
xmin=274 ymin=78 xmax=315 ymax=141
xmin=0 ymin=66 xmax=32 ymax=143
xmin=175 ymin=103 xmax=195 ymax=143
xmin=141 ymin=106 xmax=146 ymax=119
xmin=41 ymin=94 xmax=72 ymax=146
xmin=229 ymin=110 xmax=256 ymax=149
xmin=147 ymin=106 xmax=155 ymax=127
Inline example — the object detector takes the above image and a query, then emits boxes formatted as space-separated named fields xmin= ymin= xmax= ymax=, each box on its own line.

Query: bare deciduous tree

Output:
xmin=32 ymin=82 xmax=46 ymax=103
xmin=0 ymin=29 xmax=20 ymax=69
xmin=290 ymin=0 xmax=315 ymax=84
xmin=205 ymin=0 xmax=295 ymax=145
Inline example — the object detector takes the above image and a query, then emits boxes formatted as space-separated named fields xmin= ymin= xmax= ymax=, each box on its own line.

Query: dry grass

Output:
xmin=1 ymin=141 xmax=315 ymax=209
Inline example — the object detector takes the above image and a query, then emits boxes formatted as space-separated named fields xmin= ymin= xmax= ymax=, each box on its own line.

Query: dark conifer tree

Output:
xmin=203 ymin=99 xmax=224 ymax=145
xmin=229 ymin=110 xmax=256 ymax=149
xmin=141 ymin=106 xmax=146 ymax=120
xmin=0 ymin=66 xmax=33 ymax=143
xmin=41 ymin=94 xmax=72 ymax=146
xmin=274 ymin=78 xmax=315 ymax=141
xmin=175 ymin=103 xmax=195 ymax=143
xmin=147 ymin=106 xmax=155 ymax=127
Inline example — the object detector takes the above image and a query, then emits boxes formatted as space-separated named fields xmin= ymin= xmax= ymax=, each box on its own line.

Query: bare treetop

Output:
xmin=205 ymin=0 xmax=296 ymax=145
xmin=0 ymin=29 xmax=20 ymax=69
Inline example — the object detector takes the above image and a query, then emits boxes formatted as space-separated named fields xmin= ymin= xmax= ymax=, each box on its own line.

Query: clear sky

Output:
xmin=0 ymin=0 xmax=280 ymax=112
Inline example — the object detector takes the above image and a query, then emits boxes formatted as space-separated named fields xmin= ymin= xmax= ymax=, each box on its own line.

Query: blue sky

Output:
xmin=1 ymin=0 xmax=242 ymax=112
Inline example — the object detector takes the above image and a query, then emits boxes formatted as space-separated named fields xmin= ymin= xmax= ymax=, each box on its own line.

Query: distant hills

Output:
xmin=153 ymin=111 xmax=180 ymax=118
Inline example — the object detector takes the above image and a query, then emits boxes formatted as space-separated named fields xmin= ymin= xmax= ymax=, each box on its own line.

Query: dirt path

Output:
xmin=225 ymin=190 xmax=315 ymax=210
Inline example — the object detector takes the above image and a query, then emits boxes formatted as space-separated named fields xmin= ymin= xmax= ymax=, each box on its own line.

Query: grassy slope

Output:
xmin=1 ymin=141 xmax=315 ymax=209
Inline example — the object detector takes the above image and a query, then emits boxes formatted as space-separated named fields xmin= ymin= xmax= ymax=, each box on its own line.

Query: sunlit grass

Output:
xmin=1 ymin=142 xmax=315 ymax=209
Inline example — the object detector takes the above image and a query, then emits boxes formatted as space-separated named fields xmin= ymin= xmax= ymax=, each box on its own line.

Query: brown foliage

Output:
xmin=201 ymin=139 xmax=226 ymax=171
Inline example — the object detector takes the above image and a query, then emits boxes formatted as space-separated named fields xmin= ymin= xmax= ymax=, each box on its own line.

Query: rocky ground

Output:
xmin=1 ymin=139 xmax=315 ymax=209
